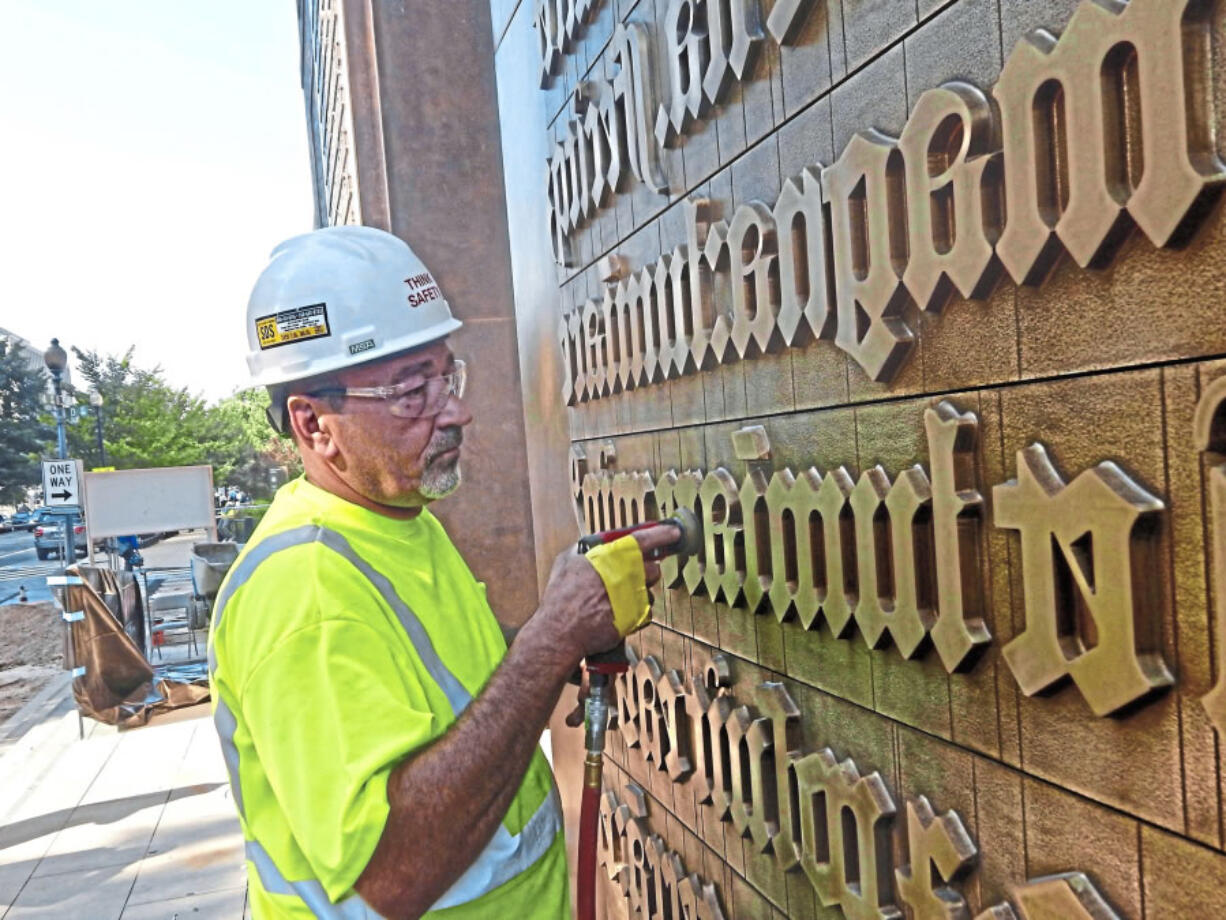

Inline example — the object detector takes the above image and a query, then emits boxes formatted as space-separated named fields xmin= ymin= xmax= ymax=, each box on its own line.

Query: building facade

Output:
xmin=303 ymin=0 xmax=1226 ymax=916
xmin=492 ymin=0 xmax=1226 ymax=917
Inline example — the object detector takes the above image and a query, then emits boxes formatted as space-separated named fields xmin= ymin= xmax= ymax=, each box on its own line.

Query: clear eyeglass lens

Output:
xmin=386 ymin=361 xmax=466 ymax=419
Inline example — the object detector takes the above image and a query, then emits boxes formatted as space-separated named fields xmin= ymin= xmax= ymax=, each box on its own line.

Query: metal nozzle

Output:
xmin=584 ymin=674 xmax=613 ymax=757
xmin=666 ymin=507 xmax=703 ymax=558
xmin=576 ymin=507 xmax=704 ymax=561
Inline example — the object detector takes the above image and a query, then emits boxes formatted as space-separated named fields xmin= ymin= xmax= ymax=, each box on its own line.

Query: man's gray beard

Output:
xmin=419 ymin=427 xmax=464 ymax=500
xmin=419 ymin=457 xmax=461 ymax=499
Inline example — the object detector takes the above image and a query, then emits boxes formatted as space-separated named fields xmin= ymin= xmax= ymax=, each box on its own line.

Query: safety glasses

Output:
xmin=311 ymin=359 xmax=466 ymax=419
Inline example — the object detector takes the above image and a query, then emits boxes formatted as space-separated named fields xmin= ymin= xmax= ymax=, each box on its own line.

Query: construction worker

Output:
xmin=209 ymin=225 xmax=672 ymax=919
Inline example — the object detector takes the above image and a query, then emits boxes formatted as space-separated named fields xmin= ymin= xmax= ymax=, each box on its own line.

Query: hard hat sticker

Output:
xmin=405 ymin=272 xmax=442 ymax=308
xmin=256 ymin=303 xmax=331 ymax=350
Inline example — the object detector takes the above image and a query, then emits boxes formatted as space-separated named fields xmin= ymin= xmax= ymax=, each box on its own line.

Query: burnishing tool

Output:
xmin=574 ymin=508 xmax=702 ymax=920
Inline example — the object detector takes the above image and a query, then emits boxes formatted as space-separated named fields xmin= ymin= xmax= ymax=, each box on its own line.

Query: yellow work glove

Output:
xmin=585 ymin=535 xmax=652 ymax=637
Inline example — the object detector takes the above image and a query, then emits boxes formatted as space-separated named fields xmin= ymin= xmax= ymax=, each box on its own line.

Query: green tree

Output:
xmin=208 ymin=389 xmax=302 ymax=500
xmin=65 ymin=348 xmax=300 ymax=500
xmin=67 ymin=347 xmax=223 ymax=471
xmin=0 ymin=338 xmax=52 ymax=504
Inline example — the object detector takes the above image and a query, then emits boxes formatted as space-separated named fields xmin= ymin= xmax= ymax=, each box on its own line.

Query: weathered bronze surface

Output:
xmin=491 ymin=0 xmax=1226 ymax=915
xmin=299 ymin=0 xmax=541 ymax=624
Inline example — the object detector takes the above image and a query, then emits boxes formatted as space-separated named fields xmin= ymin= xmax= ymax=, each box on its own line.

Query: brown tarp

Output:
xmin=61 ymin=565 xmax=209 ymax=728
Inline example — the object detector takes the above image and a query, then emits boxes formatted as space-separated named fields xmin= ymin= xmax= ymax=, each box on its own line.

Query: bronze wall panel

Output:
xmin=494 ymin=0 xmax=1226 ymax=915
xmin=321 ymin=0 xmax=542 ymax=623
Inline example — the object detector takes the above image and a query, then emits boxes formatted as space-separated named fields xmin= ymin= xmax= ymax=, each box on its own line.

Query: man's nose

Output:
xmin=436 ymin=391 xmax=473 ymax=428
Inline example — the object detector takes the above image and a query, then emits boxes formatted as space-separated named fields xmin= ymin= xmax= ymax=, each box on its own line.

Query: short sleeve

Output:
xmin=241 ymin=618 xmax=436 ymax=901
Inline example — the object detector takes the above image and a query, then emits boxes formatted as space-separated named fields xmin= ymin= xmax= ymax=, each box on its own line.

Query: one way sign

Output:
xmin=42 ymin=459 xmax=83 ymax=508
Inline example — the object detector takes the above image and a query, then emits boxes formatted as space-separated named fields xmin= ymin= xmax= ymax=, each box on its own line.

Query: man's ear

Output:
xmin=286 ymin=395 xmax=339 ymax=460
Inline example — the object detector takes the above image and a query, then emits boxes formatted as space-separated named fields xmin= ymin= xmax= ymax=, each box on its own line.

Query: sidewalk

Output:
xmin=0 ymin=529 xmax=249 ymax=918
xmin=0 ymin=703 xmax=247 ymax=919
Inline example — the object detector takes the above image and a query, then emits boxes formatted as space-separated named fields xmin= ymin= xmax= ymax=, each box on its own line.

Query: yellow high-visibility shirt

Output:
xmin=208 ymin=477 xmax=567 ymax=919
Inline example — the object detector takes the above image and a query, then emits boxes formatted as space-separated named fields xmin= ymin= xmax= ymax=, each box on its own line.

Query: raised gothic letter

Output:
xmin=656 ymin=0 xmax=712 ymax=148
xmin=824 ymin=132 xmax=915 ymax=381
xmin=703 ymin=0 xmax=767 ymax=105
xmin=657 ymin=666 xmax=693 ymax=780
xmin=582 ymin=90 xmax=611 ymax=213
xmin=767 ymin=0 xmax=818 ymax=45
xmin=619 ymin=787 xmax=656 ymax=917
xmin=581 ymin=297 xmax=607 ymax=399
xmin=724 ymin=202 xmax=783 ymax=358
xmin=657 ymin=469 xmax=706 ymax=589
xmin=895 ymin=797 xmax=978 ymax=920
xmin=992 ymin=0 xmax=1226 ymax=285
xmin=753 ymin=682 xmax=803 ymax=870
xmin=1007 ymin=872 xmax=1121 ymax=919
xmin=793 ymin=748 xmax=901 ymax=919
xmin=701 ymin=469 xmax=746 ymax=605
xmin=815 ymin=467 xmax=858 ymax=636
xmin=687 ymin=658 xmax=733 ymax=808
xmin=633 ymin=656 xmax=664 ymax=768
xmin=559 ymin=313 xmax=577 ymax=407
xmin=598 ymin=789 xmax=630 ymax=899
xmin=533 ymin=0 xmax=565 ymax=88
xmin=927 ymin=402 xmax=992 ymax=672
xmin=610 ymin=24 xmax=670 ymax=195
xmin=993 ymin=443 xmax=1174 ymax=716
xmin=652 ymin=254 xmax=685 ymax=380
xmin=765 ymin=467 xmax=825 ymax=629
xmin=723 ymin=705 xmax=760 ymax=838
xmin=683 ymin=199 xmax=728 ymax=372
xmin=603 ymin=284 xmax=631 ymax=395
xmin=738 ymin=461 xmax=772 ymax=614
xmin=547 ymin=143 xmax=574 ymax=266
xmin=880 ymin=465 xmax=936 ymax=658
xmin=637 ymin=267 xmax=664 ymax=385
xmin=899 ymin=82 xmax=1004 ymax=312
xmin=1196 ymin=375 xmax=1226 ymax=735
xmin=774 ymin=166 xmax=835 ymax=344
xmin=850 ymin=466 xmax=897 ymax=649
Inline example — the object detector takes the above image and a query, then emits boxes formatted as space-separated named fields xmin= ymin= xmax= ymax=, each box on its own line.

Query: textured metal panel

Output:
xmin=493 ymin=0 xmax=1226 ymax=916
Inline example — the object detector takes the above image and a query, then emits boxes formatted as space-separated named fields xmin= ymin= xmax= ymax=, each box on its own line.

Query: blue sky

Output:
xmin=0 ymin=1 xmax=313 ymax=401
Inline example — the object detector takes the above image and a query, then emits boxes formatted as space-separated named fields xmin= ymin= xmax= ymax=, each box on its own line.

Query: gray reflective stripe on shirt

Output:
xmin=213 ymin=696 xmax=245 ymax=819
xmin=430 ymin=781 xmax=563 ymax=911
xmin=210 ymin=522 xmax=559 ymax=915
xmin=247 ymin=839 xmax=382 ymax=919
xmin=211 ymin=524 xmax=470 ymax=715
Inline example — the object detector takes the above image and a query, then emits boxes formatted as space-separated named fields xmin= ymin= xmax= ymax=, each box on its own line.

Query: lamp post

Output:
xmin=42 ymin=339 xmax=68 ymax=460
xmin=89 ymin=389 xmax=106 ymax=467
xmin=42 ymin=339 xmax=73 ymax=564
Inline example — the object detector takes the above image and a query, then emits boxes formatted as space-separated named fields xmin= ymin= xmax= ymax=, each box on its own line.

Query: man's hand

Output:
xmin=535 ymin=524 xmax=674 ymax=665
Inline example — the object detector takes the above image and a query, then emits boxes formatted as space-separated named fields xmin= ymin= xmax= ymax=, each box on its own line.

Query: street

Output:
xmin=0 ymin=530 xmax=61 ymax=605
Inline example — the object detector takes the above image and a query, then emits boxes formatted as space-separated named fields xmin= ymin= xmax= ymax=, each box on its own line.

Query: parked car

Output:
xmin=0 ymin=515 xmax=10 ymax=534
xmin=33 ymin=508 xmax=88 ymax=560
xmin=9 ymin=509 xmax=33 ymax=531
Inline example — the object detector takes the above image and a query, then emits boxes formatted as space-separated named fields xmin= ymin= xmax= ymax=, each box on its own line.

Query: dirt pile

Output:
xmin=0 ymin=602 xmax=63 ymax=725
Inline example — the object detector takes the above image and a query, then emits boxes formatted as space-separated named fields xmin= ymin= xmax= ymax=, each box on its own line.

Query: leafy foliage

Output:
xmin=66 ymin=347 xmax=300 ymax=500
xmin=207 ymin=388 xmax=302 ymax=498
xmin=0 ymin=338 xmax=52 ymax=504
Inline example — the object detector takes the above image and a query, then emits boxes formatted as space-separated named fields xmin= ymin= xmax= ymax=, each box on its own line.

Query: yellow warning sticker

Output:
xmin=255 ymin=303 xmax=331 ymax=350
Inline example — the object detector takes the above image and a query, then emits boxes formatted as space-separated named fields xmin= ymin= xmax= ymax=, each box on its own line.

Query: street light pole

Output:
xmin=89 ymin=389 xmax=106 ymax=467
xmin=43 ymin=339 xmax=68 ymax=460
xmin=42 ymin=339 xmax=72 ymax=564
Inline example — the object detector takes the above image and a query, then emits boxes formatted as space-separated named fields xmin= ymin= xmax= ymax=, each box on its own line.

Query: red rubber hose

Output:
xmin=576 ymin=779 xmax=602 ymax=920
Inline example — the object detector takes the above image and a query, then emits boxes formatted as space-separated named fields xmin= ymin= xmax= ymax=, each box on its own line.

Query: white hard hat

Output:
xmin=245 ymin=225 xmax=461 ymax=388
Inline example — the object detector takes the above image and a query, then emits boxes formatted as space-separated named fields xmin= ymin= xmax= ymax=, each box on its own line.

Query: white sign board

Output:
xmin=42 ymin=459 xmax=83 ymax=507
xmin=82 ymin=465 xmax=216 ymax=541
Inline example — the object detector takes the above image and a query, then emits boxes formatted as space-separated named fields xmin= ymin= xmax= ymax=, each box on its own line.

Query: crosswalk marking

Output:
xmin=0 ymin=564 xmax=61 ymax=581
